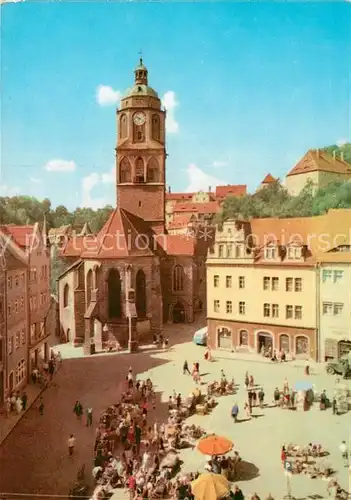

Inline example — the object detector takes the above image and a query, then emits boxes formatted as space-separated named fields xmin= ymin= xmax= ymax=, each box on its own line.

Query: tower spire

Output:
xmin=134 ymin=52 xmax=148 ymax=85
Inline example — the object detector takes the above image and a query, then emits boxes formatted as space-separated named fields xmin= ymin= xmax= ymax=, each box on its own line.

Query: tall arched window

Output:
xmin=86 ymin=269 xmax=93 ymax=305
xmin=136 ymin=269 xmax=147 ymax=318
xmin=135 ymin=157 xmax=144 ymax=183
xmin=119 ymin=158 xmax=132 ymax=183
xmin=108 ymin=269 xmax=121 ymax=318
xmin=63 ymin=284 xmax=69 ymax=308
xmin=152 ymin=114 xmax=160 ymax=141
xmin=119 ymin=114 xmax=128 ymax=139
xmin=173 ymin=265 xmax=185 ymax=292
xmin=146 ymin=157 xmax=159 ymax=183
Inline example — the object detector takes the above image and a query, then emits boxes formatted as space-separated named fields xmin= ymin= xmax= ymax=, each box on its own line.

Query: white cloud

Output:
xmin=212 ymin=160 xmax=228 ymax=168
xmin=0 ymin=0 xmax=25 ymax=3
xmin=337 ymin=138 xmax=349 ymax=147
xmin=44 ymin=159 xmax=76 ymax=172
xmin=162 ymin=91 xmax=179 ymax=134
xmin=0 ymin=184 xmax=20 ymax=196
xmin=185 ymin=164 xmax=227 ymax=193
xmin=30 ymin=177 xmax=42 ymax=184
xmin=81 ymin=166 xmax=115 ymax=209
xmin=96 ymin=85 xmax=122 ymax=106
xmin=101 ymin=166 xmax=115 ymax=184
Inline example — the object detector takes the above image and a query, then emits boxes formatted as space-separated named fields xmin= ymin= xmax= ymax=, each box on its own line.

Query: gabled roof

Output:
xmin=0 ymin=229 xmax=28 ymax=266
xmin=215 ymin=185 xmax=247 ymax=199
xmin=0 ymin=224 xmax=34 ymax=249
xmin=62 ymin=208 xmax=165 ymax=259
xmin=261 ymin=173 xmax=278 ymax=184
xmin=287 ymin=149 xmax=351 ymax=177
xmin=173 ymin=202 xmax=220 ymax=214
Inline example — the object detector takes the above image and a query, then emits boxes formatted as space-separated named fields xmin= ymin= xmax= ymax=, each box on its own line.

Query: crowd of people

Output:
xmin=3 ymin=349 xmax=62 ymax=418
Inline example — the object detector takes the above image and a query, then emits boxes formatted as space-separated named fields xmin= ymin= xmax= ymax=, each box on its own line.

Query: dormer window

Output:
xmin=265 ymin=246 xmax=277 ymax=260
xmin=218 ymin=244 xmax=224 ymax=258
xmin=287 ymin=246 xmax=302 ymax=259
xmin=226 ymin=244 xmax=232 ymax=257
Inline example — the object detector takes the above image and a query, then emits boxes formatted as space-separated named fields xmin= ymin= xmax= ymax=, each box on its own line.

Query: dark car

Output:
xmin=326 ymin=355 xmax=351 ymax=376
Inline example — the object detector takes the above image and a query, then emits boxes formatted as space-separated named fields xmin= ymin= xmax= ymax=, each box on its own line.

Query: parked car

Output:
xmin=193 ymin=327 xmax=207 ymax=346
xmin=326 ymin=355 xmax=351 ymax=376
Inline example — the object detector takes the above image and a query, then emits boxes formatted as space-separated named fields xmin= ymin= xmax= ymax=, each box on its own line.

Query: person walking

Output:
xmin=48 ymin=358 xmax=55 ymax=381
xmin=21 ymin=392 xmax=28 ymax=411
xmin=258 ymin=388 xmax=265 ymax=408
xmin=68 ymin=434 xmax=76 ymax=456
xmin=183 ymin=360 xmax=191 ymax=375
xmin=332 ymin=398 xmax=337 ymax=415
xmin=86 ymin=407 xmax=93 ymax=427
xmin=231 ymin=402 xmax=239 ymax=423
xmin=339 ymin=440 xmax=348 ymax=466
xmin=73 ymin=400 xmax=83 ymax=420
xmin=38 ymin=397 xmax=44 ymax=416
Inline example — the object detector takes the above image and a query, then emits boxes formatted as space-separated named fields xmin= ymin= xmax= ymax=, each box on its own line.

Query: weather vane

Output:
xmin=138 ymin=49 xmax=143 ymax=63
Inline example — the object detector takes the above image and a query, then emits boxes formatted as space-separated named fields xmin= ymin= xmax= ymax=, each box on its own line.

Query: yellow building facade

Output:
xmin=285 ymin=149 xmax=351 ymax=196
xmin=318 ymin=253 xmax=351 ymax=361
xmin=207 ymin=211 xmax=351 ymax=361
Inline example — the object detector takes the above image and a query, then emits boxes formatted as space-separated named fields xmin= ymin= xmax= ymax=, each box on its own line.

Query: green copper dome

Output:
xmin=123 ymin=84 xmax=159 ymax=99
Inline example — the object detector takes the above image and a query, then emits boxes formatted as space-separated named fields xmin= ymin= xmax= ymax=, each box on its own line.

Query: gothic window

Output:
xmin=86 ymin=269 xmax=93 ymax=305
xmin=136 ymin=269 xmax=147 ymax=318
xmin=173 ymin=265 xmax=185 ymax=292
xmin=135 ymin=158 xmax=145 ymax=183
xmin=108 ymin=269 xmax=121 ymax=319
xmin=152 ymin=114 xmax=160 ymax=141
xmin=146 ymin=157 xmax=160 ymax=183
xmin=119 ymin=114 xmax=127 ymax=139
xmin=63 ymin=284 xmax=69 ymax=308
xmin=119 ymin=158 xmax=132 ymax=183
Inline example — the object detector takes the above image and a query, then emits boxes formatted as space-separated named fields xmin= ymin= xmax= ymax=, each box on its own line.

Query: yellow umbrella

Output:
xmin=191 ymin=472 xmax=230 ymax=500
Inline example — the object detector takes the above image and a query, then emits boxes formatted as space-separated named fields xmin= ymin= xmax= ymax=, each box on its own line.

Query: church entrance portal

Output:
xmin=108 ymin=269 xmax=122 ymax=319
xmin=172 ymin=302 xmax=185 ymax=323
xmin=136 ymin=270 xmax=147 ymax=319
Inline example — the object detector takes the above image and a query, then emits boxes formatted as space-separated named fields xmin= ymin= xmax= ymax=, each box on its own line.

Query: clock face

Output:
xmin=133 ymin=112 xmax=146 ymax=126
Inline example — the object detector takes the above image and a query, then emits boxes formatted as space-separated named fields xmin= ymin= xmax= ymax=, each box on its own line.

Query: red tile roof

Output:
xmin=287 ymin=149 xmax=351 ymax=177
xmin=261 ymin=173 xmax=278 ymax=184
xmin=173 ymin=202 xmax=220 ymax=214
xmin=165 ymin=192 xmax=194 ymax=201
xmin=215 ymin=185 xmax=247 ymax=199
xmin=159 ymin=234 xmax=195 ymax=256
xmin=0 ymin=224 xmax=35 ymax=249
xmin=168 ymin=214 xmax=194 ymax=229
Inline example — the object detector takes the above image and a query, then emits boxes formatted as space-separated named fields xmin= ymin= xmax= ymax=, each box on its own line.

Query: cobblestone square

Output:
xmin=1 ymin=325 xmax=350 ymax=499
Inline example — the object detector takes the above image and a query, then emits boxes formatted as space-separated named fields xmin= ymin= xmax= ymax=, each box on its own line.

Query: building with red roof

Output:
xmin=58 ymin=59 xmax=214 ymax=352
xmin=0 ymin=222 xmax=52 ymax=402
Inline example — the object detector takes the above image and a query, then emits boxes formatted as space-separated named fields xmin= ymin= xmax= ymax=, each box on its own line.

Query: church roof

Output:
xmin=79 ymin=208 xmax=162 ymax=259
xmin=287 ymin=149 xmax=351 ymax=177
xmin=60 ymin=208 xmax=197 ymax=259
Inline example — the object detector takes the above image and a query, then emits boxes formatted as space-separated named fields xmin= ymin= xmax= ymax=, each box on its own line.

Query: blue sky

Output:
xmin=1 ymin=1 xmax=350 ymax=209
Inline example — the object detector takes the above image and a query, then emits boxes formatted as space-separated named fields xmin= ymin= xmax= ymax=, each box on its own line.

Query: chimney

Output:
xmin=316 ymin=148 xmax=319 ymax=157
xmin=209 ymin=186 xmax=211 ymax=193
xmin=333 ymin=150 xmax=336 ymax=161
xmin=341 ymin=151 xmax=344 ymax=162
xmin=168 ymin=186 xmax=171 ymax=194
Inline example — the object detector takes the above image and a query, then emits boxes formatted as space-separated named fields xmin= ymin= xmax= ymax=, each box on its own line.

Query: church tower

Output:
xmin=116 ymin=58 xmax=166 ymax=233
